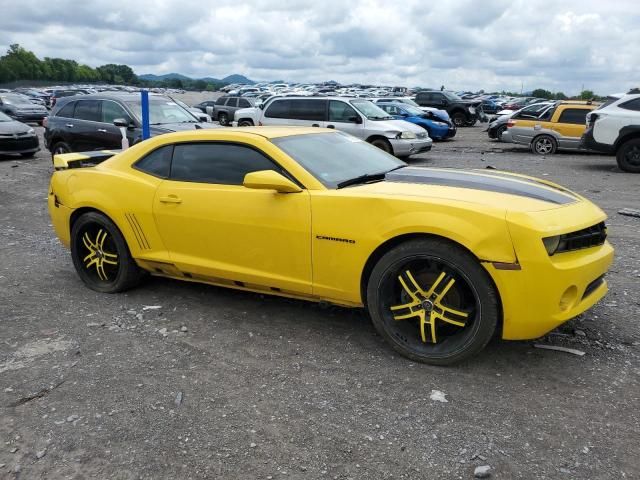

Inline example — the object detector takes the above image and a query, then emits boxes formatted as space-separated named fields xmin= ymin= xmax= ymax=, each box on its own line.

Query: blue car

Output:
xmin=378 ymin=102 xmax=456 ymax=140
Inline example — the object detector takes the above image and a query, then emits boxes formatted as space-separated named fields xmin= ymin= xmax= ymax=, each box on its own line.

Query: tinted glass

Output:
xmin=557 ymin=108 xmax=589 ymax=125
xmin=226 ymin=98 xmax=239 ymax=107
xmin=74 ymin=100 xmax=101 ymax=122
xmin=171 ymin=143 xmax=277 ymax=185
xmin=328 ymin=101 xmax=358 ymax=122
xmin=238 ymin=98 xmax=251 ymax=108
xmin=273 ymin=132 xmax=404 ymax=189
xmin=215 ymin=97 xmax=227 ymax=105
xmin=134 ymin=145 xmax=173 ymax=178
xmin=265 ymin=100 xmax=291 ymax=118
xmin=290 ymin=99 xmax=326 ymax=121
xmin=620 ymin=98 xmax=640 ymax=111
xmin=102 ymin=101 xmax=129 ymax=123
xmin=57 ymin=102 xmax=76 ymax=118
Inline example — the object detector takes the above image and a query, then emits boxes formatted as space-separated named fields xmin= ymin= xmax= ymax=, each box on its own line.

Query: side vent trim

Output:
xmin=124 ymin=213 xmax=151 ymax=250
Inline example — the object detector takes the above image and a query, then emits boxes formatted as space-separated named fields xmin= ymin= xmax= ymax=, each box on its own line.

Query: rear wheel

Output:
xmin=51 ymin=141 xmax=71 ymax=162
xmin=531 ymin=135 xmax=557 ymax=155
xmin=366 ymin=238 xmax=499 ymax=365
xmin=218 ymin=112 xmax=229 ymax=126
xmin=616 ymin=138 xmax=640 ymax=173
xmin=370 ymin=137 xmax=393 ymax=154
xmin=20 ymin=152 xmax=36 ymax=158
xmin=71 ymin=212 xmax=144 ymax=293
xmin=451 ymin=111 xmax=467 ymax=127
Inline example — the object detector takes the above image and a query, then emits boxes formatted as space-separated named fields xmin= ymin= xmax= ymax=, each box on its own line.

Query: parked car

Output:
xmin=581 ymin=88 xmax=640 ymax=172
xmin=250 ymin=96 xmax=432 ymax=157
xmin=0 ymin=110 xmax=39 ymax=157
xmin=414 ymin=91 xmax=486 ymax=127
xmin=47 ymin=89 xmax=85 ymax=108
xmin=170 ymin=97 xmax=211 ymax=122
xmin=481 ymin=99 xmax=501 ymax=114
xmin=502 ymin=101 xmax=598 ymax=154
xmin=49 ymin=128 xmax=613 ymax=365
xmin=44 ymin=93 xmax=217 ymax=157
xmin=377 ymin=102 xmax=456 ymax=140
xmin=206 ymin=96 xmax=255 ymax=126
xmin=486 ymin=102 xmax=555 ymax=141
xmin=0 ymin=93 xmax=49 ymax=125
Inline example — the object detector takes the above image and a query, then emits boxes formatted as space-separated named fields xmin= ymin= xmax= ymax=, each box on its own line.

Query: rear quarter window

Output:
xmin=557 ymin=108 xmax=590 ymax=125
xmin=619 ymin=98 xmax=640 ymax=111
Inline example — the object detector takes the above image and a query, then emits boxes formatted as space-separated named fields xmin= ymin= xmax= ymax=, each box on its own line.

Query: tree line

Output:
xmin=0 ymin=44 xmax=225 ymax=90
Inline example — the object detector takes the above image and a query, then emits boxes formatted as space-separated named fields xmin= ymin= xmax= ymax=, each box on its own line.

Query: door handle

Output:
xmin=159 ymin=195 xmax=182 ymax=204
xmin=97 ymin=128 xmax=107 ymax=133
xmin=326 ymin=124 xmax=335 ymax=129
xmin=65 ymin=123 xmax=74 ymax=128
xmin=311 ymin=124 xmax=320 ymax=127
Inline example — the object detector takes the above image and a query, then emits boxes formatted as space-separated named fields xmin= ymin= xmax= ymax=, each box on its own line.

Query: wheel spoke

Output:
xmin=83 ymin=251 xmax=96 ymax=263
xmin=82 ymin=232 xmax=97 ymax=250
xmin=96 ymin=229 xmax=107 ymax=249
xmin=96 ymin=261 xmax=108 ymax=281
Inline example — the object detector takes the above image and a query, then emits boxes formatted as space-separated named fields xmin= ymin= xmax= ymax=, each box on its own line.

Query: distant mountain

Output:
xmin=139 ymin=73 xmax=255 ymax=85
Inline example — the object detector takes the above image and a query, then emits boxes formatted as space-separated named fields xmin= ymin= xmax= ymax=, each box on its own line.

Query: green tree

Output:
xmin=554 ymin=91 xmax=568 ymax=100
xmin=580 ymin=90 xmax=595 ymax=100
xmin=531 ymin=88 xmax=553 ymax=99
xmin=193 ymin=79 xmax=207 ymax=91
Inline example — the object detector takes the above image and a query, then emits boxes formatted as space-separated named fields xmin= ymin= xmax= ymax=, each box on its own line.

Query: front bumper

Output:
xmin=488 ymin=202 xmax=614 ymax=340
xmin=389 ymin=137 xmax=433 ymax=156
xmin=12 ymin=112 xmax=48 ymax=123
xmin=0 ymin=135 xmax=40 ymax=155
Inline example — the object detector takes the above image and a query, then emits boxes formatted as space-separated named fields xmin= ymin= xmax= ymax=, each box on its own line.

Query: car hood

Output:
xmin=150 ymin=122 xmax=221 ymax=134
xmin=371 ymin=119 xmax=426 ymax=134
xmin=349 ymin=167 xmax=582 ymax=213
xmin=0 ymin=120 xmax=34 ymax=134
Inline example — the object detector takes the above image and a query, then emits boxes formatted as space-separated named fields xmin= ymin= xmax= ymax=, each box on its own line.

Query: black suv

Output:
xmin=207 ymin=96 xmax=255 ymax=126
xmin=44 ymin=93 xmax=216 ymax=157
xmin=414 ymin=91 xmax=485 ymax=127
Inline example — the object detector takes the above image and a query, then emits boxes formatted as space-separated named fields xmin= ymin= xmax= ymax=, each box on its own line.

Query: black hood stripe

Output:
xmin=385 ymin=167 xmax=576 ymax=205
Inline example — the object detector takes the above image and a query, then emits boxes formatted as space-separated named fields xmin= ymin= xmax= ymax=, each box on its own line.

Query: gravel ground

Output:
xmin=1 ymin=118 xmax=639 ymax=479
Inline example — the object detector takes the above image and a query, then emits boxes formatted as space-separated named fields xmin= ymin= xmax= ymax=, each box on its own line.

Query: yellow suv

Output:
xmin=502 ymin=101 xmax=598 ymax=155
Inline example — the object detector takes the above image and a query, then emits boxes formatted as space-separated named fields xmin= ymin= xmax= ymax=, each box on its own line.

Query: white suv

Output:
xmin=582 ymin=88 xmax=640 ymax=172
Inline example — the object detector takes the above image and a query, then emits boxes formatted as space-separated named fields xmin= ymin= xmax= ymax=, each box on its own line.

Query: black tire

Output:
xmin=495 ymin=125 xmax=507 ymax=141
xmin=616 ymin=138 xmax=640 ymax=173
xmin=238 ymin=119 xmax=254 ymax=127
xmin=71 ymin=212 xmax=144 ymax=293
xmin=366 ymin=238 xmax=499 ymax=365
xmin=51 ymin=141 xmax=71 ymax=161
xmin=370 ymin=137 xmax=393 ymax=154
xmin=451 ymin=111 xmax=467 ymax=127
xmin=20 ymin=152 xmax=36 ymax=158
xmin=531 ymin=135 xmax=557 ymax=155
xmin=218 ymin=112 xmax=229 ymax=126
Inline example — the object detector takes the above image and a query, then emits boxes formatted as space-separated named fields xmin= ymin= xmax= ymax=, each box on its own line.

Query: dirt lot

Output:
xmin=1 ymin=118 xmax=639 ymax=479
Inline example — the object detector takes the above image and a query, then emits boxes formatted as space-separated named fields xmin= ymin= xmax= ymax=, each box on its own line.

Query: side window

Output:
xmin=57 ymin=102 xmax=76 ymax=118
xmin=134 ymin=145 xmax=173 ymax=178
xmin=74 ymin=100 xmax=101 ymax=122
xmin=619 ymin=98 xmax=640 ymax=111
xmin=290 ymin=100 xmax=327 ymax=121
xmin=170 ymin=143 xmax=279 ymax=185
xmin=238 ymin=98 xmax=251 ymax=108
xmin=226 ymin=98 xmax=239 ymax=108
xmin=265 ymin=100 xmax=291 ymax=118
xmin=215 ymin=97 xmax=227 ymax=106
xmin=557 ymin=108 xmax=589 ymax=125
xmin=102 ymin=101 xmax=129 ymax=123
xmin=329 ymin=101 xmax=358 ymax=122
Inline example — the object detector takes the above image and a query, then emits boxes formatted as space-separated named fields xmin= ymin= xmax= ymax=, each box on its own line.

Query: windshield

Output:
xmin=125 ymin=99 xmax=196 ymax=124
xmin=401 ymin=98 xmax=421 ymax=107
xmin=0 ymin=111 xmax=12 ymax=121
xmin=0 ymin=94 xmax=31 ymax=105
xmin=402 ymin=105 xmax=425 ymax=116
xmin=443 ymin=92 xmax=463 ymax=101
xmin=272 ymin=131 xmax=404 ymax=189
xmin=350 ymin=100 xmax=394 ymax=120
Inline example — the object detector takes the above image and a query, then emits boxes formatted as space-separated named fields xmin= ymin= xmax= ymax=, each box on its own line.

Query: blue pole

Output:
xmin=141 ymin=90 xmax=150 ymax=140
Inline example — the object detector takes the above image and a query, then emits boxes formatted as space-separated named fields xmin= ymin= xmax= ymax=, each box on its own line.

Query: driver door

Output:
xmin=152 ymin=141 xmax=312 ymax=294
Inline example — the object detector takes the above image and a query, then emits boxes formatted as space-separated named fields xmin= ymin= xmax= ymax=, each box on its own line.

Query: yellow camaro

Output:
xmin=48 ymin=127 xmax=613 ymax=365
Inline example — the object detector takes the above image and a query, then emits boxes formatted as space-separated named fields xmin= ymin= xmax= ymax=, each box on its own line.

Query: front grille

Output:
xmin=0 ymin=136 xmax=39 ymax=151
xmin=557 ymin=222 xmax=607 ymax=254
xmin=416 ymin=132 xmax=427 ymax=139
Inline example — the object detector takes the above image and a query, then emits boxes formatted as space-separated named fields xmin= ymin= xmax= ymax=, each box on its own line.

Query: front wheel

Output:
xmin=616 ymin=138 xmax=640 ymax=173
xmin=71 ymin=212 xmax=144 ymax=293
xmin=366 ymin=238 xmax=499 ymax=365
xmin=451 ymin=112 xmax=467 ymax=127
xmin=238 ymin=119 xmax=254 ymax=127
xmin=495 ymin=125 xmax=507 ymax=141
xmin=218 ymin=112 xmax=229 ymax=126
xmin=20 ymin=152 xmax=36 ymax=158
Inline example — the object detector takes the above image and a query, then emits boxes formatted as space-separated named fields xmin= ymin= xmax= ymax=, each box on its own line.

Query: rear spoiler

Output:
xmin=53 ymin=150 xmax=121 ymax=171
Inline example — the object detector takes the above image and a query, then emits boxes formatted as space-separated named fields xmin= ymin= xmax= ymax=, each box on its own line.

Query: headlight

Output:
xmin=27 ymin=128 xmax=35 ymax=135
xmin=468 ymin=106 xmax=476 ymax=114
xmin=397 ymin=131 xmax=416 ymax=139
xmin=542 ymin=235 xmax=561 ymax=256
xmin=433 ymin=121 xmax=448 ymax=127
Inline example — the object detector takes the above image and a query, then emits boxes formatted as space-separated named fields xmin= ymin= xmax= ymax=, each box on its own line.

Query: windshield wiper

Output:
xmin=369 ymin=115 xmax=394 ymax=120
xmin=336 ymin=166 xmax=405 ymax=189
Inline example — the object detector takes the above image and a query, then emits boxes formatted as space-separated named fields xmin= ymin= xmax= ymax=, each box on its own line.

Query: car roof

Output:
xmin=160 ymin=126 xmax=336 ymax=140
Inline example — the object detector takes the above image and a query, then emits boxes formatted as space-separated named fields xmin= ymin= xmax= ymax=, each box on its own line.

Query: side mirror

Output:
xmin=243 ymin=170 xmax=302 ymax=193
xmin=113 ymin=117 xmax=132 ymax=128
xmin=258 ymin=103 xmax=265 ymax=110
xmin=400 ymin=112 xmax=409 ymax=117
xmin=348 ymin=115 xmax=363 ymax=124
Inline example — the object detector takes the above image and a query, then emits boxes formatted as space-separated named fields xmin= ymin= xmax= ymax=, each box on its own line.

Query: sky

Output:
xmin=1 ymin=0 xmax=639 ymax=95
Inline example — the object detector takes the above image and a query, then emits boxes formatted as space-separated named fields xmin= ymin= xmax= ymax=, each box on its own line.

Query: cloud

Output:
xmin=0 ymin=0 xmax=638 ymax=94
